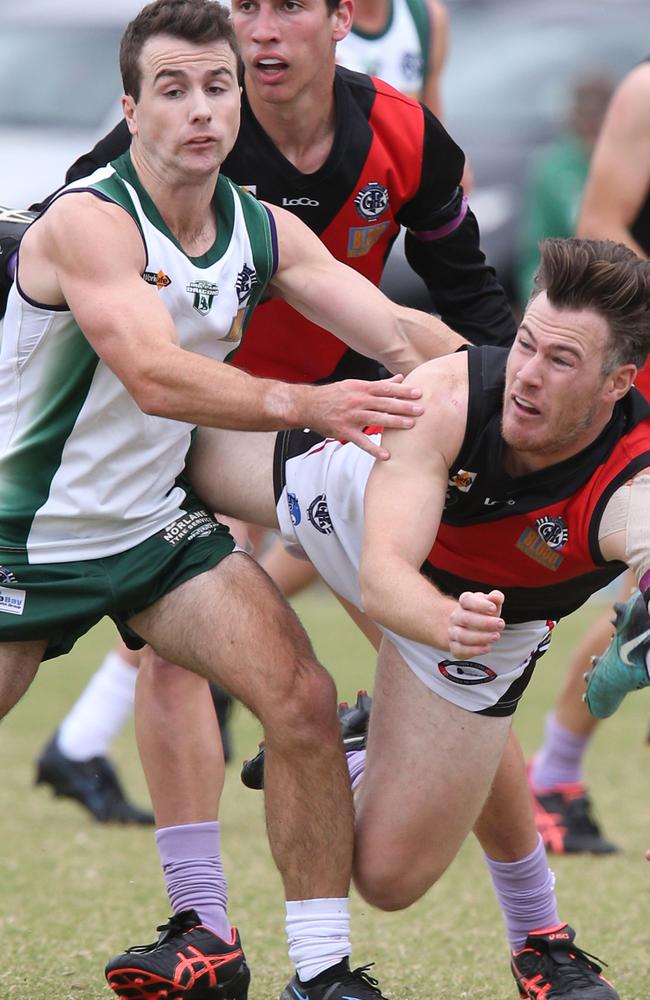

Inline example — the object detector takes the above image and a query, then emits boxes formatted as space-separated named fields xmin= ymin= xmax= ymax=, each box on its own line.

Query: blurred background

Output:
xmin=1 ymin=0 xmax=649 ymax=310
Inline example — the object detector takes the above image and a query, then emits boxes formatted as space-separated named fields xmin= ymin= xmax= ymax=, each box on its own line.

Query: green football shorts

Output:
xmin=0 ymin=504 xmax=235 ymax=660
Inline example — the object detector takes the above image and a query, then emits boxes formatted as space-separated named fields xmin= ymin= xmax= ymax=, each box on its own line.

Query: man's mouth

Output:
xmin=255 ymin=56 xmax=288 ymax=74
xmin=513 ymin=395 xmax=541 ymax=415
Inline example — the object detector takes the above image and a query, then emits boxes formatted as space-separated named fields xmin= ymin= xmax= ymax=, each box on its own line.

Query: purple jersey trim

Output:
xmin=410 ymin=195 xmax=468 ymax=242
xmin=262 ymin=204 xmax=280 ymax=277
xmin=14 ymin=187 xmax=148 ymax=312
xmin=640 ymin=568 xmax=650 ymax=600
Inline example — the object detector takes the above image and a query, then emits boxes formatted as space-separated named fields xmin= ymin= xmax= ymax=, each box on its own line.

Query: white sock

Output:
xmin=286 ymin=898 xmax=351 ymax=983
xmin=57 ymin=650 xmax=137 ymax=760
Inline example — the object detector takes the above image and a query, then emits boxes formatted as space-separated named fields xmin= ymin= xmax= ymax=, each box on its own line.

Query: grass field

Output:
xmin=0 ymin=588 xmax=649 ymax=1000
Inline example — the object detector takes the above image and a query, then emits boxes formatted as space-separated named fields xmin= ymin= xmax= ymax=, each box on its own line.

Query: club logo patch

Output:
xmin=535 ymin=515 xmax=568 ymax=550
xmin=307 ymin=494 xmax=333 ymax=535
xmin=401 ymin=51 xmax=423 ymax=82
xmin=235 ymin=263 xmax=256 ymax=307
xmin=516 ymin=527 xmax=564 ymax=572
xmin=186 ymin=280 xmax=219 ymax=315
xmin=354 ymin=182 xmax=389 ymax=221
xmin=0 ymin=565 xmax=17 ymax=584
xmin=288 ymin=492 xmax=301 ymax=526
xmin=347 ymin=222 xmax=390 ymax=258
xmin=438 ymin=660 xmax=497 ymax=685
xmin=0 ymin=586 xmax=26 ymax=616
xmin=143 ymin=269 xmax=171 ymax=290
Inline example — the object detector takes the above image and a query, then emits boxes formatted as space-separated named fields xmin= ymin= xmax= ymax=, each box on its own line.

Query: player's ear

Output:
xmin=605 ymin=363 xmax=637 ymax=402
xmin=332 ymin=0 xmax=354 ymax=42
xmin=122 ymin=94 xmax=138 ymax=137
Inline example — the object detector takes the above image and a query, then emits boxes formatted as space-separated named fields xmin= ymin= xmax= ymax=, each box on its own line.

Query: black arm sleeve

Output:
xmin=404 ymin=210 xmax=517 ymax=347
xmin=397 ymin=107 xmax=517 ymax=348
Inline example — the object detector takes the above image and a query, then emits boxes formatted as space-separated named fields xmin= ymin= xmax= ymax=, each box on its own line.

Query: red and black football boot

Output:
xmin=241 ymin=689 xmax=371 ymax=790
xmin=105 ymin=909 xmax=250 ymax=1000
xmin=528 ymin=762 xmax=618 ymax=855
xmin=511 ymin=924 xmax=619 ymax=999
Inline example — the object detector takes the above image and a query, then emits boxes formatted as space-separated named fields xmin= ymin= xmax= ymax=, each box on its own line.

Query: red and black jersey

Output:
xmin=425 ymin=346 xmax=650 ymax=623
xmin=54 ymin=68 xmax=516 ymax=383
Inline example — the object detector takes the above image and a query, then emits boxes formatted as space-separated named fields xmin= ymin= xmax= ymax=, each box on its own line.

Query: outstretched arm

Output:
xmin=267 ymin=203 xmax=467 ymax=375
xmin=359 ymin=352 xmax=505 ymax=656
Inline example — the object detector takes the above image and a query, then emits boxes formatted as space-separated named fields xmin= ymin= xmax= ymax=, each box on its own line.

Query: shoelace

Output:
xmin=347 ymin=963 xmax=383 ymax=996
xmin=125 ymin=911 xmax=199 ymax=954
xmin=539 ymin=940 xmax=607 ymax=987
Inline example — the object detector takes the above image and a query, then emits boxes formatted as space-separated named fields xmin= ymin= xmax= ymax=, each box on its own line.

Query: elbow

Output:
xmin=127 ymin=371 xmax=169 ymax=417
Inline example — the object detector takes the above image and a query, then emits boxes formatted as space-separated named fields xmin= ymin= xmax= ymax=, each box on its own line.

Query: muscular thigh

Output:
xmin=127 ymin=551 xmax=315 ymax=714
xmin=356 ymin=638 xmax=511 ymax=889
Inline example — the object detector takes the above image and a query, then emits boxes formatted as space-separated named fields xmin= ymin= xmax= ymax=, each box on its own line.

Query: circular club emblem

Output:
xmin=438 ymin=660 xmax=497 ymax=685
xmin=354 ymin=182 xmax=389 ymax=221
xmin=535 ymin=515 xmax=568 ymax=550
xmin=307 ymin=494 xmax=333 ymax=535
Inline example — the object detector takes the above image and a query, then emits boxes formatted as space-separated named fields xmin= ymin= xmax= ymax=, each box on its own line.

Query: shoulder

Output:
xmin=337 ymin=64 xmax=425 ymax=121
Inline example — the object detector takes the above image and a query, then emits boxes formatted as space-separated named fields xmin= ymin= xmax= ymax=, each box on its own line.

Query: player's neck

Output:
xmin=352 ymin=0 xmax=391 ymax=32
xmin=130 ymin=147 xmax=219 ymax=255
xmin=244 ymin=76 xmax=337 ymax=175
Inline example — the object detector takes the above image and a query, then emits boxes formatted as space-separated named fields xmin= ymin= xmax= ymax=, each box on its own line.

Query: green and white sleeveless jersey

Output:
xmin=336 ymin=0 xmax=431 ymax=99
xmin=0 ymin=151 xmax=275 ymax=563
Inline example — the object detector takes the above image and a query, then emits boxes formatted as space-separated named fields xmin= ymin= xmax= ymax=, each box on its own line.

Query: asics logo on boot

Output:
xmin=619 ymin=627 xmax=650 ymax=665
xmin=291 ymin=987 xmax=310 ymax=1000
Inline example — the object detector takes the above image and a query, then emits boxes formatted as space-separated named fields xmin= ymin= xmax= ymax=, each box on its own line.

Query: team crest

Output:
xmin=535 ymin=515 xmax=568 ymax=550
xmin=438 ymin=660 xmax=497 ymax=685
xmin=307 ymin=494 xmax=333 ymax=535
xmin=516 ymin=526 xmax=564 ymax=572
xmin=143 ymin=269 xmax=171 ymax=290
xmin=0 ymin=565 xmax=17 ymax=584
xmin=186 ymin=280 xmax=219 ymax=315
xmin=401 ymin=52 xmax=423 ymax=82
xmin=235 ymin=263 xmax=257 ymax=306
xmin=354 ymin=182 xmax=390 ymax=221
xmin=347 ymin=222 xmax=390 ymax=258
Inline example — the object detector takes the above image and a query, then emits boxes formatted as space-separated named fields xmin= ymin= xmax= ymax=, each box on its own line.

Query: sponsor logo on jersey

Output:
xmin=347 ymin=222 xmax=390 ymax=258
xmin=483 ymin=496 xmax=516 ymax=507
xmin=235 ymin=263 xmax=257 ymax=306
xmin=0 ymin=565 xmax=17 ymax=584
xmin=516 ymin=526 xmax=563 ymax=571
xmin=448 ymin=469 xmax=477 ymax=493
xmin=282 ymin=197 xmax=319 ymax=207
xmin=160 ymin=509 xmax=221 ymax=546
xmin=288 ymin=492 xmax=302 ymax=526
xmin=307 ymin=494 xmax=333 ymax=535
xmin=0 ymin=586 xmax=26 ymax=616
xmin=186 ymin=280 xmax=219 ymax=315
xmin=535 ymin=515 xmax=568 ymax=550
xmin=240 ymin=184 xmax=257 ymax=197
xmin=354 ymin=182 xmax=390 ymax=221
xmin=438 ymin=660 xmax=497 ymax=685
xmin=143 ymin=269 xmax=171 ymax=290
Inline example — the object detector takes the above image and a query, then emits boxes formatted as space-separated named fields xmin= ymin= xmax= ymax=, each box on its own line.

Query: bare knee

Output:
xmin=353 ymin=850 xmax=446 ymax=912
xmin=258 ymin=656 xmax=339 ymax=751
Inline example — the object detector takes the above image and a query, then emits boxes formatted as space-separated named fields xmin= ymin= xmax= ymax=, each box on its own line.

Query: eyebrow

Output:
xmin=518 ymin=322 xmax=582 ymax=358
xmin=153 ymin=66 xmax=235 ymax=85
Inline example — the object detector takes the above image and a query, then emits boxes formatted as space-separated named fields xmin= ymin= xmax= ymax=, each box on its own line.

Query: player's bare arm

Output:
xmin=21 ymin=195 xmax=422 ymax=457
xmin=266 ymin=202 xmax=467 ymax=372
xmin=598 ymin=469 xmax=650 ymax=615
xmin=578 ymin=62 xmax=650 ymax=257
xmin=360 ymin=350 xmax=505 ymax=656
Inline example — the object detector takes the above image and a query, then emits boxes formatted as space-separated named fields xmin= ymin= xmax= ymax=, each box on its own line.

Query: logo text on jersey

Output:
xmin=516 ymin=527 xmax=564 ymax=572
xmin=282 ymin=197 xmax=319 ymax=207
xmin=159 ymin=509 xmax=221 ymax=547
xmin=186 ymin=280 xmax=219 ymax=315
xmin=0 ymin=586 xmax=26 ymax=616
xmin=143 ymin=269 xmax=171 ymax=290
xmin=307 ymin=494 xmax=333 ymax=535
xmin=0 ymin=565 xmax=17 ymax=584
xmin=347 ymin=222 xmax=390 ymax=258
xmin=354 ymin=182 xmax=390 ymax=221
xmin=438 ymin=660 xmax=497 ymax=685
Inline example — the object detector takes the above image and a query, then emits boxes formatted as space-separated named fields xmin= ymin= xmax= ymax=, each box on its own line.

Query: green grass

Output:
xmin=1 ymin=590 xmax=649 ymax=999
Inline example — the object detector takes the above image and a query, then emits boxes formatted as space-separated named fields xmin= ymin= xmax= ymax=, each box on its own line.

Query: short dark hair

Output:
xmin=531 ymin=238 xmax=650 ymax=374
xmin=325 ymin=0 xmax=341 ymax=12
xmin=120 ymin=0 xmax=241 ymax=101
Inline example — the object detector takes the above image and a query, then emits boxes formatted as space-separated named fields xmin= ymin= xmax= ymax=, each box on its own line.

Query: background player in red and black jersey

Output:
xmin=526 ymin=60 xmax=650 ymax=858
